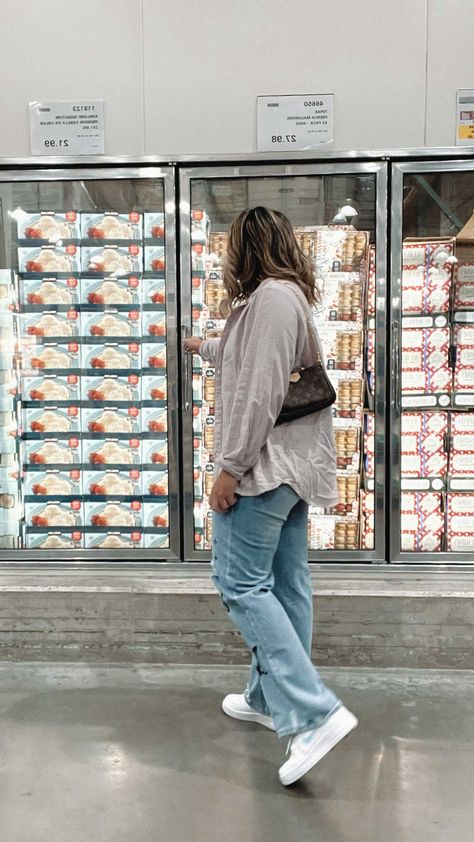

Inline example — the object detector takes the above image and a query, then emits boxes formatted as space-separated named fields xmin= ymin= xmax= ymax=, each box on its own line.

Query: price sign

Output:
xmin=29 ymin=100 xmax=105 ymax=155
xmin=456 ymin=89 xmax=474 ymax=146
xmin=257 ymin=94 xmax=334 ymax=152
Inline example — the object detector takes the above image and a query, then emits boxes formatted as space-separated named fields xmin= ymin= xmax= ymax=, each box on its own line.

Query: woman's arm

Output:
xmin=217 ymin=285 xmax=298 ymax=480
xmin=200 ymin=338 xmax=221 ymax=365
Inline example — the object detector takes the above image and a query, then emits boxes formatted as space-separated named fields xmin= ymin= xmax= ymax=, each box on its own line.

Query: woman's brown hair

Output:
xmin=221 ymin=206 xmax=318 ymax=316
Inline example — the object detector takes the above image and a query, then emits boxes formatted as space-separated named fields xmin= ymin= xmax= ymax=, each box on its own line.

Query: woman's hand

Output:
xmin=209 ymin=470 xmax=238 ymax=514
xmin=183 ymin=336 xmax=203 ymax=355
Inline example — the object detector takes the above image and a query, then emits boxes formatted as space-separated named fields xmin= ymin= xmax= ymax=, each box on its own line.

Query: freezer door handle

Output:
xmin=392 ymin=321 xmax=401 ymax=415
xmin=181 ymin=324 xmax=191 ymax=411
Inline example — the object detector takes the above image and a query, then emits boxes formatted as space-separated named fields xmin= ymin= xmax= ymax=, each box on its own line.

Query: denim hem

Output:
xmin=276 ymin=701 xmax=343 ymax=739
xmin=244 ymin=688 xmax=271 ymax=717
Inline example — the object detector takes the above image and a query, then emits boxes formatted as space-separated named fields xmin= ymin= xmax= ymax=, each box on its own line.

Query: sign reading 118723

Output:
xmin=257 ymin=94 xmax=334 ymax=152
xmin=29 ymin=100 xmax=105 ymax=156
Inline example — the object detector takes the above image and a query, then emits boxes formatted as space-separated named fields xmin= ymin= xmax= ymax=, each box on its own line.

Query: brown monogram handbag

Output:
xmin=275 ymin=283 xmax=336 ymax=426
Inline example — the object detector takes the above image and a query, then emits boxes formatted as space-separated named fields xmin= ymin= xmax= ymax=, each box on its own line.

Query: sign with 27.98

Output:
xmin=257 ymin=94 xmax=334 ymax=152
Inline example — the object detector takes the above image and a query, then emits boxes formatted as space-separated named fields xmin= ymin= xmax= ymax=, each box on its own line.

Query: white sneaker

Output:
xmin=279 ymin=705 xmax=358 ymax=786
xmin=222 ymin=694 xmax=276 ymax=731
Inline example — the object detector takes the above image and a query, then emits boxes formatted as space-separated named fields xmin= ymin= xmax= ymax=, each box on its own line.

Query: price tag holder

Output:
xmin=456 ymin=89 xmax=474 ymax=146
xmin=29 ymin=100 xmax=105 ymax=155
xmin=257 ymin=94 xmax=334 ymax=152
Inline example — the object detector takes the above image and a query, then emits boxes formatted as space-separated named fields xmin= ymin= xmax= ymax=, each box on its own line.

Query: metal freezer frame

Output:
xmin=0 ymin=165 xmax=181 ymax=565
xmin=179 ymin=162 xmax=388 ymax=563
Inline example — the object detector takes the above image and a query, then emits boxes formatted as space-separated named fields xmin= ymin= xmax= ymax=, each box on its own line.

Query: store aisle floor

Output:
xmin=0 ymin=663 xmax=472 ymax=842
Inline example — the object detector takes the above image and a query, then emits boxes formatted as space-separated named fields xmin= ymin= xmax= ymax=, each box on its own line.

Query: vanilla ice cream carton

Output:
xmin=17 ymin=211 xmax=80 ymax=241
xmin=83 ymin=468 xmax=141 ymax=497
xmin=82 ymin=406 xmax=140 ymax=436
xmin=141 ymin=406 xmax=168 ymax=435
xmin=81 ymin=244 xmax=142 ymax=274
xmin=82 ymin=342 xmax=141 ymax=371
xmin=82 ymin=436 xmax=141 ymax=467
xmin=81 ymin=308 xmax=141 ymax=338
xmin=20 ymin=309 xmax=80 ymax=338
xmin=141 ymin=343 xmax=167 ymax=371
xmin=24 ymin=468 xmax=81 ymax=497
xmin=20 ymin=276 xmax=80 ymax=306
xmin=84 ymin=499 xmax=142 ymax=528
xmin=144 ymin=213 xmax=165 ymax=240
xmin=81 ymin=275 xmax=141 ymax=307
xmin=23 ymin=374 xmax=80 ymax=402
xmin=141 ymin=438 xmax=168 ymax=467
xmin=84 ymin=531 xmax=143 ymax=550
xmin=23 ymin=436 xmax=81 ymax=466
xmin=21 ymin=341 xmax=80 ymax=373
xmin=143 ymin=533 xmax=170 ymax=549
xmin=142 ymin=500 xmax=169 ymax=528
xmin=81 ymin=373 xmax=140 ymax=404
xmin=25 ymin=499 xmax=82 ymax=528
xmin=142 ymin=470 xmax=168 ymax=497
xmin=18 ymin=244 xmax=80 ymax=275
xmin=25 ymin=530 xmax=83 ymax=550
xmin=81 ymin=212 xmax=142 ymax=241
xmin=142 ymin=276 xmax=166 ymax=306
xmin=144 ymin=245 xmax=166 ymax=273
xmin=141 ymin=377 xmax=167 ymax=402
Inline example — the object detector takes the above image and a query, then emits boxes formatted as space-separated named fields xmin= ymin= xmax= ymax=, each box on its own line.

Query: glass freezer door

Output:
xmin=0 ymin=166 xmax=179 ymax=563
xmin=180 ymin=163 xmax=388 ymax=562
xmin=391 ymin=161 xmax=474 ymax=562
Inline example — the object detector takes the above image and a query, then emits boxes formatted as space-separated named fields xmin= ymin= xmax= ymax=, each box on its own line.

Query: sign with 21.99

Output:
xmin=257 ymin=94 xmax=334 ymax=152
xmin=29 ymin=100 xmax=105 ymax=156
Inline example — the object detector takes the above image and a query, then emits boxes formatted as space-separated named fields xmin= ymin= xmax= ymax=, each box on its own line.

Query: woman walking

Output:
xmin=184 ymin=206 xmax=358 ymax=786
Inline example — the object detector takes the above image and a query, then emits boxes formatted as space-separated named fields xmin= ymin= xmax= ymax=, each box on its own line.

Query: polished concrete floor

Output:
xmin=0 ymin=664 xmax=473 ymax=842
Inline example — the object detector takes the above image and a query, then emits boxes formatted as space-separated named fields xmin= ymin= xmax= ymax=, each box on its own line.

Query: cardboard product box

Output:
xmin=144 ymin=246 xmax=165 ymax=273
xmin=191 ymin=210 xmax=211 ymax=245
xmin=142 ymin=406 xmax=168 ymax=435
xmin=143 ymin=533 xmax=170 ymax=549
xmin=450 ymin=413 xmax=474 ymax=474
xmin=24 ymin=468 xmax=81 ymax=497
xmin=18 ymin=245 xmax=80 ymax=274
xmin=329 ymin=373 xmax=364 ymax=423
xmin=82 ymin=342 xmax=141 ymax=372
xmin=401 ymin=327 xmax=451 ymax=393
xmin=21 ymin=341 xmax=80 ymax=372
xmin=142 ymin=437 xmax=168 ymax=467
xmin=81 ymin=244 xmax=142 ymax=274
xmin=400 ymin=492 xmax=444 ymax=552
xmin=330 ymin=474 xmax=359 ymax=517
xmin=142 ymin=470 xmax=168 ymax=497
xmin=81 ymin=309 xmax=140 ymax=338
xmin=83 ymin=437 xmax=141 ymax=467
xmin=453 ymin=324 xmax=474 ymax=398
xmin=400 ymin=412 xmax=448 ymax=477
xmin=360 ymin=490 xmax=375 ymax=550
xmin=84 ymin=499 xmax=142 ymax=528
xmin=367 ymin=246 xmax=376 ymax=318
xmin=24 ymin=530 xmax=83 ymax=550
xmin=334 ymin=518 xmax=359 ymax=550
xmin=401 ymin=267 xmax=452 ymax=314
xmin=366 ymin=328 xmax=375 ymax=393
xmin=402 ymin=238 xmax=455 ymax=269
xmin=81 ymin=212 xmax=142 ymax=241
xmin=142 ymin=344 xmax=167 ymax=372
xmin=308 ymin=514 xmax=336 ymax=550
xmin=23 ymin=374 xmax=79 ymax=403
xmin=453 ymin=263 xmax=474 ymax=308
xmin=144 ymin=213 xmax=165 ymax=240
xmin=20 ymin=276 xmax=79 ymax=306
xmin=83 ymin=468 xmax=141 ymax=497
xmin=313 ymin=274 xmax=363 ymax=324
xmin=141 ymin=499 xmax=168 ymax=527
xmin=334 ymin=426 xmax=360 ymax=472
xmin=446 ymin=492 xmax=474 ymax=550
xmin=364 ymin=412 xmax=375 ymax=481
xmin=209 ymin=232 xmax=228 ymax=261
xmin=24 ymin=436 xmax=81 ymax=466
xmin=82 ymin=374 xmax=140 ymax=404
xmin=318 ymin=326 xmax=363 ymax=373
xmin=82 ymin=275 xmax=140 ymax=306
xmin=315 ymin=228 xmax=368 ymax=275
xmin=20 ymin=309 xmax=79 ymax=338
xmin=142 ymin=276 xmax=166 ymax=306
xmin=84 ymin=531 xmax=142 ymax=550
xmin=142 ymin=311 xmax=167 ymax=339
xmin=82 ymin=406 xmax=139 ymax=436
xmin=17 ymin=211 xmax=80 ymax=241
xmin=455 ymin=213 xmax=474 ymax=302
xmin=0 ymin=467 xmax=19 ymax=510
xmin=25 ymin=499 xmax=82 ymax=528
xmin=141 ymin=375 xmax=167 ymax=402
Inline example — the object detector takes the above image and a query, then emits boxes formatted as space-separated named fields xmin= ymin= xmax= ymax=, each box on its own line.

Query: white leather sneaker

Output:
xmin=222 ymin=694 xmax=276 ymax=730
xmin=279 ymin=705 xmax=358 ymax=786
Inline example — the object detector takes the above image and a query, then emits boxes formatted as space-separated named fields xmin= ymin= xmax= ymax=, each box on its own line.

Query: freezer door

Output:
xmin=391 ymin=161 xmax=474 ymax=563
xmin=0 ymin=166 xmax=180 ymax=564
xmin=180 ymin=163 xmax=388 ymax=563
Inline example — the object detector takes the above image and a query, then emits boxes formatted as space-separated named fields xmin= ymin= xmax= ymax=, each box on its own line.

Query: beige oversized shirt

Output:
xmin=200 ymin=278 xmax=339 ymax=508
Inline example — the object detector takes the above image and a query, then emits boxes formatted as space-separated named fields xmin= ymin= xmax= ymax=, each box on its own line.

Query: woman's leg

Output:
xmin=212 ymin=485 xmax=340 ymax=738
xmin=245 ymin=498 xmax=312 ymax=714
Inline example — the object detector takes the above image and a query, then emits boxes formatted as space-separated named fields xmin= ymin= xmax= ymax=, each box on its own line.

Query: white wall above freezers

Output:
xmin=0 ymin=0 xmax=144 ymax=158
xmin=143 ymin=0 xmax=428 ymax=155
xmin=426 ymin=0 xmax=474 ymax=147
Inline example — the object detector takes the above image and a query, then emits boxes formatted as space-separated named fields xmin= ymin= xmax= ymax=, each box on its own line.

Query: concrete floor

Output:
xmin=0 ymin=665 xmax=473 ymax=842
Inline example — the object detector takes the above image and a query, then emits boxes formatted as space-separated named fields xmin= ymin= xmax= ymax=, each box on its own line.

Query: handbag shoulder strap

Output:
xmin=275 ymin=280 xmax=322 ymax=365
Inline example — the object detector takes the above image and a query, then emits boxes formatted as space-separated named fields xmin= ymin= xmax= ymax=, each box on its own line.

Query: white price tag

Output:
xmin=456 ymin=89 xmax=474 ymax=146
xmin=29 ymin=100 xmax=105 ymax=156
xmin=257 ymin=94 xmax=334 ymax=152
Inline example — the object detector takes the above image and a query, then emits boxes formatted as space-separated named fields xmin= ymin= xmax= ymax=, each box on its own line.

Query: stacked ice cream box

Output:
xmin=0 ymin=269 xmax=21 ymax=548
xmin=15 ymin=210 xmax=169 ymax=551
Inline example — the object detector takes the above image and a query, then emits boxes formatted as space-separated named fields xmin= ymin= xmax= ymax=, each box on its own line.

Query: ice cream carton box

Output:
xmin=25 ymin=499 xmax=82 ymax=528
xmin=190 ymin=210 xmax=210 ymax=245
xmin=17 ymin=211 xmax=80 ymax=241
xmin=80 ymin=212 xmax=142 ymax=241
xmin=23 ymin=405 xmax=80 ymax=435
xmin=24 ymin=530 xmax=83 ymax=550
xmin=142 ymin=500 xmax=169 ymax=528
xmin=142 ymin=310 xmax=167 ymax=339
xmin=142 ymin=276 xmax=166 ymax=306
xmin=0 ymin=505 xmax=21 ymax=535
xmin=450 ymin=413 xmax=474 ymax=475
xmin=81 ymin=373 xmax=140 ymax=404
xmin=82 ymin=405 xmax=140 ymax=436
xmin=18 ymin=245 xmax=80 ymax=274
xmin=83 ymin=531 xmax=143 ymax=550
xmin=24 ymin=468 xmax=82 ymax=497
xmin=81 ymin=244 xmax=142 ymax=274
xmin=83 ymin=468 xmax=141 ymax=497
xmin=84 ymin=499 xmax=143 ymax=528
xmin=20 ymin=309 xmax=80 ymax=338
xmin=81 ymin=308 xmax=141 ymax=338
xmin=143 ymin=533 xmax=170 ymax=549
xmin=142 ymin=470 xmax=168 ymax=497
xmin=400 ymin=412 xmax=448 ymax=477
xmin=446 ymin=492 xmax=474 ymax=551
xmin=141 ymin=376 xmax=167 ymax=402
xmin=141 ymin=438 xmax=168 ymax=467
xmin=81 ymin=275 xmax=141 ymax=307
xmin=21 ymin=341 xmax=80 ymax=373
xmin=19 ymin=276 xmax=80 ymax=306
xmin=0 ymin=436 xmax=18 ymax=457
xmin=144 ymin=245 xmax=165 ymax=273
xmin=23 ymin=436 xmax=81 ymax=466
xmin=144 ymin=213 xmax=165 ymax=240
xmin=22 ymin=374 xmax=80 ymax=403
xmin=141 ymin=406 xmax=168 ymax=436
xmin=141 ymin=343 xmax=167 ymax=371
xmin=82 ymin=436 xmax=141 ymax=467
xmin=400 ymin=492 xmax=444 ymax=552
xmin=82 ymin=342 xmax=141 ymax=372
xmin=0 ymin=467 xmax=19 ymax=496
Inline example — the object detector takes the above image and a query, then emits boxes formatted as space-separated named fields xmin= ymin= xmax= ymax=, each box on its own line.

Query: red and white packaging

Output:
xmin=360 ymin=490 xmax=374 ymax=550
xmin=402 ymin=239 xmax=454 ymax=314
xmin=454 ymin=325 xmax=474 ymax=395
xmin=450 ymin=413 xmax=474 ymax=475
xmin=446 ymin=493 xmax=474 ymax=551
xmin=400 ymin=412 xmax=448 ymax=477
xmin=453 ymin=263 xmax=474 ymax=308
xmin=401 ymin=327 xmax=451 ymax=393
xmin=400 ymin=492 xmax=444 ymax=552
xmin=308 ymin=514 xmax=335 ymax=550
xmin=364 ymin=412 xmax=375 ymax=481
xmin=367 ymin=246 xmax=376 ymax=318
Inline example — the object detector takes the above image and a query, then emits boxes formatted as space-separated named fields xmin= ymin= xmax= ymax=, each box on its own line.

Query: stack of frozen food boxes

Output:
xmin=400 ymin=217 xmax=474 ymax=552
xmin=0 ymin=268 xmax=20 ymax=548
xmin=15 ymin=210 xmax=169 ymax=551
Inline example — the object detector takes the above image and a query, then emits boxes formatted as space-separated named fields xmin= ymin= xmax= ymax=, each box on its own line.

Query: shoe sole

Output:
xmin=279 ymin=707 xmax=358 ymax=786
xmin=222 ymin=698 xmax=276 ymax=731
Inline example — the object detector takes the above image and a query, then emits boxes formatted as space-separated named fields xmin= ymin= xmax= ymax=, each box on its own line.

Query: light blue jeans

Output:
xmin=211 ymin=484 xmax=342 ymax=738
